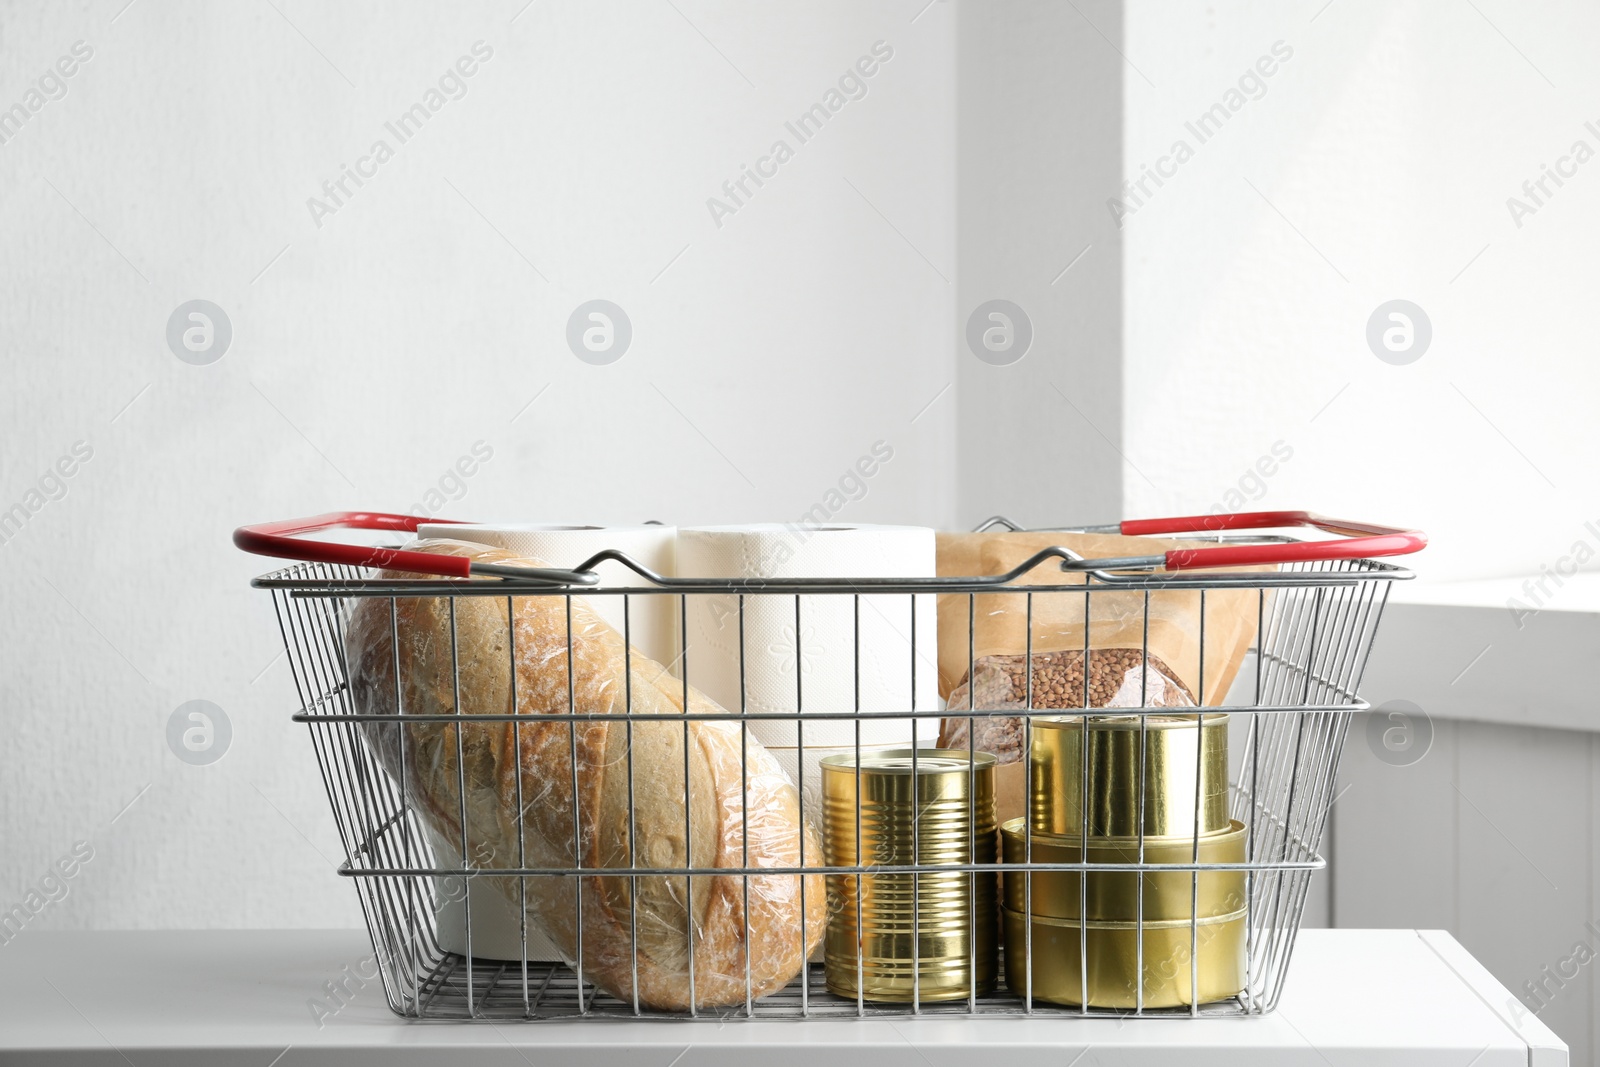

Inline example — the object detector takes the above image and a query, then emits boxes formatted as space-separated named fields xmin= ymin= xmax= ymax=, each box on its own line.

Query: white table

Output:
xmin=0 ymin=929 xmax=1565 ymax=1065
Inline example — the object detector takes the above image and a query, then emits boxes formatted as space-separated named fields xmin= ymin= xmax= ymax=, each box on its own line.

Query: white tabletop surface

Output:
xmin=0 ymin=928 xmax=1565 ymax=1066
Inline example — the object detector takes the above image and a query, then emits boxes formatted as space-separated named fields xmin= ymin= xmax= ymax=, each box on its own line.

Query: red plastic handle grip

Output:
xmin=233 ymin=511 xmax=473 ymax=578
xmin=1118 ymin=511 xmax=1426 ymax=571
xmin=236 ymin=509 xmax=1425 ymax=579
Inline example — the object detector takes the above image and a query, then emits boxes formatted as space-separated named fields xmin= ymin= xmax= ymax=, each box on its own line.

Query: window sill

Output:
xmin=1360 ymin=575 xmax=1600 ymax=733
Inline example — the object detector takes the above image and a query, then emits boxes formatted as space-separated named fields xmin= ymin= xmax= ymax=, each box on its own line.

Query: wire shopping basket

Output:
xmin=236 ymin=510 xmax=1422 ymax=1021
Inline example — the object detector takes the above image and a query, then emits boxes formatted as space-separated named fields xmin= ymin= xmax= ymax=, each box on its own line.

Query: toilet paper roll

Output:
xmin=419 ymin=522 xmax=678 ymax=669
xmin=676 ymin=524 xmax=937 ymax=750
xmin=423 ymin=826 xmax=564 ymax=962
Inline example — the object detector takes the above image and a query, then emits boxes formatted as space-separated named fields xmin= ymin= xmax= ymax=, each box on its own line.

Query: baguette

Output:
xmin=344 ymin=539 xmax=826 ymax=1010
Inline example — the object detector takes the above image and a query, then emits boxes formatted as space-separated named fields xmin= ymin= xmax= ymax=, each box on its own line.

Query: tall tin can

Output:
xmin=822 ymin=749 xmax=998 ymax=1002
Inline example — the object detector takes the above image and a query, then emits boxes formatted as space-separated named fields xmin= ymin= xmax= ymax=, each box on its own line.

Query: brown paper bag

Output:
xmin=935 ymin=531 xmax=1262 ymax=706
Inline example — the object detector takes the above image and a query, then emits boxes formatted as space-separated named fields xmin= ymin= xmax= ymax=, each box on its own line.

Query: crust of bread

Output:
xmin=344 ymin=539 xmax=826 ymax=1010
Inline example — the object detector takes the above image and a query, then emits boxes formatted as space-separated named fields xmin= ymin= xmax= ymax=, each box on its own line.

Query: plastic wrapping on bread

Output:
xmin=344 ymin=539 xmax=826 ymax=1010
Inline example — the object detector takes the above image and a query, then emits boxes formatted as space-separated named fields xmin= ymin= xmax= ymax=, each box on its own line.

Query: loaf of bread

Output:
xmin=344 ymin=540 xmax=826 ymax=1010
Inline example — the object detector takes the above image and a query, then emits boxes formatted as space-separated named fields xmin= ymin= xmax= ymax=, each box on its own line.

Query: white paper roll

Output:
xmin=423 ymin=826 xmax=563 ymax=962
xmin=419 ymin=522 xmax=679 ymax=669
xmin=676 ymin=524 xmax=937 ymax=750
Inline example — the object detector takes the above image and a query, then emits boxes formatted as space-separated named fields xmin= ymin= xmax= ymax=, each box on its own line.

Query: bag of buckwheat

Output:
xmin=935 ymin=530 xmax=1264 ymax=765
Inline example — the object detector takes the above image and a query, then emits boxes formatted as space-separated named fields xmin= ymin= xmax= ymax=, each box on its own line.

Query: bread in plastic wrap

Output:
xmin=344 ymin=539 xmax=827 ymax=1010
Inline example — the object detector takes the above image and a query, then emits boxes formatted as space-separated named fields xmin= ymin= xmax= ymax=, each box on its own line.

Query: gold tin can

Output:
xmin=1029 ymin=714 xmax=1230 ymax=838
xmin=822 ymin=750 xmax=998 ymax=1002
xmin=1000 ymin=818 xmax=1246 ymax=921
xmin=1002 ymin=903 xmax=1248 ymax=1009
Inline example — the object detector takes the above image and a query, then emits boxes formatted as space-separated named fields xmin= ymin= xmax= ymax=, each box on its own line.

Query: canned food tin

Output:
xmin=1029 ymin=714 xmax=1230 ymax=838
xmin=822 ymin=749 xmax=998 ymax=1002
xmin=1001 ymin=903 xmax=1248 ymax=1009
xmin=1000 ymin=818 xmax=1246 ymax=922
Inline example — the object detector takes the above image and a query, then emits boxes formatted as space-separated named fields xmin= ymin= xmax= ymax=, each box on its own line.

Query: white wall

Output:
xmin=1117 ymin=4 xmax=1600 ymax=1062
xmin=0 ymin=1 xmax=955 ymax=931
xmin=1122 ymin=0 xmax=1600 ymax=583
xmin=956 ymin=0 xmax=1124 ymax=529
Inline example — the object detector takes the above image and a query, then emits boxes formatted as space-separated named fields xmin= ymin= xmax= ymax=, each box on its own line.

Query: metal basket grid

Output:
xmin=254 ymin=526 xmax=1409 ymax=1022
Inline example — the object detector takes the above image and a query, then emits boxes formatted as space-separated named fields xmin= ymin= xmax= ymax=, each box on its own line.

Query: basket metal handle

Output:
xmin=232 ymin=511 xmax=600 ymax=585
xmin=1118 ymin=511 xmax=1426 ymax=570
xmin=236 ymin=509 xmax=1424 ymax=583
